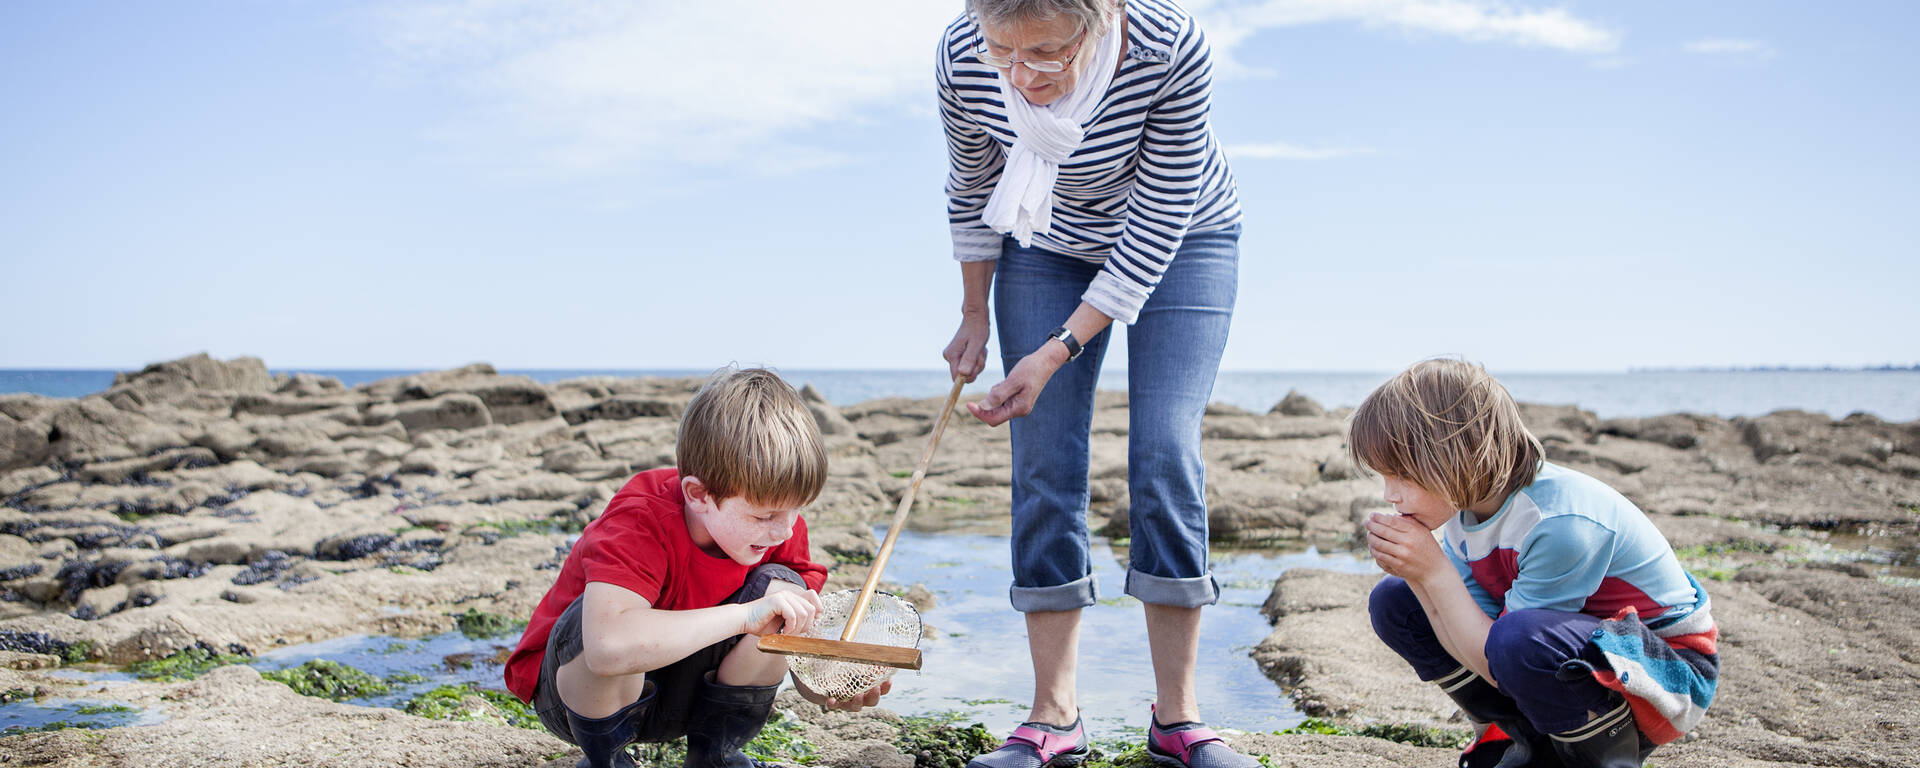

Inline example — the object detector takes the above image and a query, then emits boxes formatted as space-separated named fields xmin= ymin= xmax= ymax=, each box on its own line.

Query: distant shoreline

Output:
xmin=1627 ymin=364 xmax=1920 ymax=373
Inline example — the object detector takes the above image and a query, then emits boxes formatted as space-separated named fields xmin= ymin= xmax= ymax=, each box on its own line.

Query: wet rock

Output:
xmin=442 ymin=376 xmax=559 ymax=426
xmin=0 ymin=416 xmax=51 ymax=472
xmin=1518 ymin=402 xmax=1599 ymax=443
xmin=46 ymin=397 xmax=189 ymax=464
xmin=315 ymin=533 xmax=397 ymax=561
xmin=102 ymin=353 xmax=274 ymax=410
xmin=1600 ymin=413 xmax=1714 ymax=450
xmin=78 ymin=447 xmax=219 ymax=484
xmin=1253 ymin=568 xmax=1452 ymax=723
xmin=356 ymin=363 xmax=497 ymax=401
xmin=0 ymin=393 xmax=60 ymax=423
xmin=801 ymin=384 xmax=855 ymax=436
xmin=392 ymin=393 xmax=493 ymax=434
xmin=0 ymin=466 xmax=62 ymax=499
xmin=561 ymin=395 xmax=682 ymax=425
xmin=1271 ymin=389 xmax=1327 ymax=417
xmin=232 ymin=392 xmax=359 ymax=417
xmin=1317 ymin=449 xmax=1359 ymax=481
xmin=276 ymin=373 xmax=346 ymax=397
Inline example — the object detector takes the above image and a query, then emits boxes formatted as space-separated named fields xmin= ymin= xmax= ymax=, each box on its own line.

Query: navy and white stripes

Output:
xmin=938 ymin=0 xmax=1242 ymax=324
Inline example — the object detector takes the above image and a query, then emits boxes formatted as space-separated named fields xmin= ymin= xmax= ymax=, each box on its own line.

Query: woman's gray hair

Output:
xmin=968 ymin=0 xmax=1116 ymax=41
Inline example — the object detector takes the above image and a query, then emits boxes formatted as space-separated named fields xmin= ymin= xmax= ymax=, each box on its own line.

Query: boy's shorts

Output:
xmin=531 ymin=563 xmax=807 ymax=744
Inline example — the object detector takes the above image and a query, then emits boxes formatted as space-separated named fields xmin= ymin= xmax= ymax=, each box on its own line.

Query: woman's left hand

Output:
xmin=967 ymin=345 xmax=1066 ymax=426
xmin=1364 ymin=511 xmax=1450 ymax=584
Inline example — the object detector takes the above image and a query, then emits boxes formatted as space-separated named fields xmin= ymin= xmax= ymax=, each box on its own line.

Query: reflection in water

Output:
xmin=872 ymin=529 xmax=1379 ymax=742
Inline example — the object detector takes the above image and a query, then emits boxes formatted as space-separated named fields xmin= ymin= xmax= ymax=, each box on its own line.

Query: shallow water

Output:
xmin=874 ymin=529 xmax=1379 ymax=741
xmin=1 ymin=693 xmax=164 ymax=735
xmin=0 ymin=531 xmax=1375 ymax=743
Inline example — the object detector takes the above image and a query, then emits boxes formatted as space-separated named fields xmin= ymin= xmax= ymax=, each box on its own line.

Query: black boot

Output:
xmin=683 ymin=673 xmax=779 ymax=768
xmin=1548 ymin=701 xmax=1651 ymax=768
xmin=1434 ymin=666 xmax=1559 ymax=768
xmin=567 ymin=697 xmax=647 ymax=768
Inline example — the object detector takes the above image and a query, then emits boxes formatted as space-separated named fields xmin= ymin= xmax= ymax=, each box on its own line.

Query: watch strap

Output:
xmin=1047 ymin=326 xmax=1084 ymax=361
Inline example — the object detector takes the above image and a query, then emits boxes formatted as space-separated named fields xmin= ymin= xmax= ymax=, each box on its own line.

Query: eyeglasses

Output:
xmin=976 ymin=24 xmax=1088 ymax=73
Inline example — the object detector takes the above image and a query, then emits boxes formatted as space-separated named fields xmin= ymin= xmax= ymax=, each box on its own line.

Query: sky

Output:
xmin=3 ymin=0 xmax=1916 ymax=373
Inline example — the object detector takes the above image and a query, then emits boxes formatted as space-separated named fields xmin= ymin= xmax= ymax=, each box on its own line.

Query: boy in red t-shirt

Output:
xmin=505 ymin=368 xmax=889 ymax=768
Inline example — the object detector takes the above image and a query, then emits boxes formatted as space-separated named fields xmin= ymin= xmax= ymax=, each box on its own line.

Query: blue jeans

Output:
xmin=993 ymin=225 xmax=1239 ymax=612
xmin=1369 ymin=576 xmax=1618 ymax=734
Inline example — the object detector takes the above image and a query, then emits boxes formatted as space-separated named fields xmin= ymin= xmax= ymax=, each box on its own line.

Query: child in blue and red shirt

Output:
xmin=1351 ymin=359 xmax=1718 ymax=768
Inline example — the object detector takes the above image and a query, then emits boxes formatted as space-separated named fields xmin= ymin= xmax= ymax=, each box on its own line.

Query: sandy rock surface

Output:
xmin=2 ymin=355 xmax=1916 ymax=767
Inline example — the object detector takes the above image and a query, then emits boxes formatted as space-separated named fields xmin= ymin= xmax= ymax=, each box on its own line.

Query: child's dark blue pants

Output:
xmin=1368 ymin=576 xmax=1618 ymax=733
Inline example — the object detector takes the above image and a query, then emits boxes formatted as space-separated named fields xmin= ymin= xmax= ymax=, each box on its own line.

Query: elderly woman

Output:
xmin=936 ymin=0 xmax=1252 ymax=766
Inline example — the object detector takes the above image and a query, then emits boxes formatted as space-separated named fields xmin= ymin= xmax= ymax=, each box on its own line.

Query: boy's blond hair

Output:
xmin=677 ymin=367 xmax=827 ymax=507
xmin=1347 ymin=358 xmax=1543 ymax=510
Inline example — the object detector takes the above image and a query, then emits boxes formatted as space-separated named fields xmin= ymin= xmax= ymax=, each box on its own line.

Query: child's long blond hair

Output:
xmin=1347 ymin=358 xmax=1543 ymax=510
xmin=677 ymin=367 xmax=827 ymax=508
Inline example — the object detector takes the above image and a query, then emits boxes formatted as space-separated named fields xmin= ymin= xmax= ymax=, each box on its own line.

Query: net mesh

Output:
xmin=786 ymin=588 xmax=922 ymax=701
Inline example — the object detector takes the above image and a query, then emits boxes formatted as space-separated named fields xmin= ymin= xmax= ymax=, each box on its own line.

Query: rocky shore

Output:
xmin=2 ymin=355 xmax=1916 ymax=767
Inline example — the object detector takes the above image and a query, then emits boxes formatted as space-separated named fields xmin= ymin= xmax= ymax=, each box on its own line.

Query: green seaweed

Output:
xmin=72 ymin=703 xmax=135 ymax=716
xmin=1354 ymin=722 xmax=1470 ymax=749
xmin=3 ymin=720 xmax=110 ymax=736
xmin=402 ymin=683 xmax=540 ymax=730
xmin=895 ymin=716 xmax=999 ymax=768
xmin=60 ymin=640 xmax=95 ymax=666
xmin=744 ymin=709 xmax=819 ymax=765
xmin=1278 ymin=717 xmax=1470 ymax=750
xmin=453 ymin=608 xmax=523 ymax=640
xmin=127 ymin=645 xmax=250 ymax=681
xmin=629 ymin=738 xmax=688 ymax=767
xmin=260 ymin=659 xmax=393 ymax=701
xmin=2 ymin=688 xmax=35 ymax=704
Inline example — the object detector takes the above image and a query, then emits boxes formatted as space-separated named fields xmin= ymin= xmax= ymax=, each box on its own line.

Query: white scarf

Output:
xmin=982 ymin=15 xmax=1124 ymax=246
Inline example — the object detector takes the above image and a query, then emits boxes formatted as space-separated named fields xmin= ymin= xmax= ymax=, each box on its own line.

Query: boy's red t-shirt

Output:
xmin=503 ymin=467 xmax=829 ymax=702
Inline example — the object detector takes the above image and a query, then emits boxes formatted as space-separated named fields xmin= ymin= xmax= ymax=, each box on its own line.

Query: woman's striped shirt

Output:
xmin=938 ymin=0 xmax=1242 ymax=325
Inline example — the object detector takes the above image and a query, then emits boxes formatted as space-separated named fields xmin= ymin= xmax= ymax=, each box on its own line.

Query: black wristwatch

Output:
xmin=1047 ymin=326 xmax=1084 ymax=362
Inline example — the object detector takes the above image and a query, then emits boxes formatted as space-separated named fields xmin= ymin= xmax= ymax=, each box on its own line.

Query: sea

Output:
xmin=2 ymin=368 xmax=1917 ymax=422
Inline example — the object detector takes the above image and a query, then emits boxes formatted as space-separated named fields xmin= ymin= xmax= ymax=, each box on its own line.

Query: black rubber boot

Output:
xmin=1548 ymin=700 xmax=1652 ymax=768
xmin=567 ymin=697 xmax=646 ymax=768
xmin=683 ymin=673 xmax=780 ymax=768
xmin=1434 ymin=666 xmax=1559 ymax=768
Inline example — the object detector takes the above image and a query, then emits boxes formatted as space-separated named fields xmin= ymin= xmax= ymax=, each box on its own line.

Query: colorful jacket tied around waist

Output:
xmin=1584 ymin=573 xmax=1719 ymax=745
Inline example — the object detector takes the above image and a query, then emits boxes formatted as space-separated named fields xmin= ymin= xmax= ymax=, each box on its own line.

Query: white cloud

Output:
xmin=1227 ymin=141 xmax=1375 ymax=160
xmin=371 ymin=0 xmax=956 ymax=177
xmin=1683 ymin=38 xmax=1777 ymax=59
xmin=1190 ymin=0 xmax=1621 ymax=77
xmin=369 ymin=1 xmax=1619 ymax=178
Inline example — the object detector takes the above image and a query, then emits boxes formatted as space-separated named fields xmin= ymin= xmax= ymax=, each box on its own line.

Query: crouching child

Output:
xmin=1350 ymin=359 xmax=1719 ymax=768
xmin=504 ymin=368 xmax=890 ymax=768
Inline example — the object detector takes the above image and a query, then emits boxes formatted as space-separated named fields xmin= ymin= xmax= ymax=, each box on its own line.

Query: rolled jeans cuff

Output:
xmin=1124 ymin=568 xmax=1219 ymax=608
xmin=1009 ymin=574 xmax=1097 ymax=613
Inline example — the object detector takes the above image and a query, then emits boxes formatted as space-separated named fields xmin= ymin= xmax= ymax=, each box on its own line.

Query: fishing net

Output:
xmin=786 ymin=588 xmax=922 ymax=701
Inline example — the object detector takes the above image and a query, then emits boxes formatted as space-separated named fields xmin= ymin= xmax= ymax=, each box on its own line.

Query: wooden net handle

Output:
xmin=839 ymin=377 xmax=967 ymax=640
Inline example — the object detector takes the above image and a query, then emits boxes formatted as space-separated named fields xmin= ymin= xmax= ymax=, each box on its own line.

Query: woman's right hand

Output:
xmin=943 ymin=311 xmax=990 ymax=383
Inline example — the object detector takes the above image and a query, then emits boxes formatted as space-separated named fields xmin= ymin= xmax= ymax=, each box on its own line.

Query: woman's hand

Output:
xmin=944 ymin=311 xmax=991 ymax=384
xmin=740 ymin=584 xmax=821 ymax=638
xmin=792 ymin=675 xmax=893 ymax=712
xmin=1364 ymin=511 xmax=1451 ymax=585
xmin=967 ymin=343 xmax=1065 ymax=426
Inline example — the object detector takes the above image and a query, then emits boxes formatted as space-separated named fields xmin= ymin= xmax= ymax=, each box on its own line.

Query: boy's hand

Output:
xmin=1365 ymin=511 xmax=1449 ymax=584
xmin=793 ymin=674 xmax=893 ymax=712
xmin=742 ymin=587 xmax=822 ymax=638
